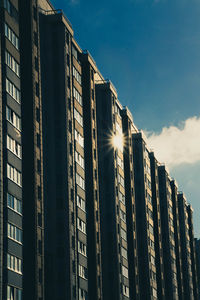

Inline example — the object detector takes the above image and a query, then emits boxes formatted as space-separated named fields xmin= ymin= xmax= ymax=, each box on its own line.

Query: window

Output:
xmin=67 ymin=76 xmax=70 ymax=88
xmin=35 ymin=82 xmax=39 ymax=96
xmin=7 ymin=223 xmax=22 ymax=244
xmin=119 ymin=191 xmax=125 ymax=204
xmin=4 ymin=0 xmax=11 ymax=12
xmin=75 ymin=151 xmax=84 ymax=169
xmin=149 ymin=224 xmax=154 ymax=235
xmin=152 ymin=287 xmax=157 ymax=298
xmin=72 ymin=46 xmax=78 ymax=60
xmin=92 ymin=109 xmax=95 ymax=120
xmin=122 ymin=285 xmax=129 ymax=297
xmin=148 ymin=208 xmax=153 ymax=220
xmin=35 ymin=56 xmax=38 ymax=71
xmin=170 ymin=230 xmax=175 ymax=241
xmin=74 ymin=108 xmax=83 ymax=126
xmin=36 ymin=107 xmax=40 ymax=122
xmin=5 ymin=23 xmax=19 ymax=49
xmin=78 ymin=240 xmax=87 ymax=256
xmin=146 ymin=191 xmax=152 ymax=204
xmin=172 ymin=271 xmax=177 ymax=280
xmin=76 ymin=173 xmax=85 ymax=190
xmin=7 ymin=253 xmax=22 ymax=274
xmin=144 ymin=159 xmax=151 ymax=175
xmin=118 ymin=174 xmax=124 ymax=187
xmin=77 ymin=195 xmax=85 ymax=211
xmin=7 ymin=285 xmax=22 ymax=300
xmin=74 ymin=129 xmax=84 ymax=147
xmin=152 ymin=270 xmax=157 ymax=281
xmin=7 ymin=192 xmax=22 ymax=214
xmin=148 ymin=179 xmax=151 ymax=189
xmin=171 ymin=257 xmax=176 ymax=268
xmin=122 ymin=265 xmax=129 ymax=278
xmin=7 ymin=135 xmax=21 ymax=158
xmin=38 ymin=213 xmax=42 ymax=227
xmin=93 ymin=128 xmax=95 ymax=139
xmin=37 ymin=133 xmax=40 ymax=148
xmin=145 ymin=175 xmax=151 ymax=189
xmin=169 ymin=204 xmax=173 ymax=214
xmin=115 ymin=104 xmax=121 ymax=117
xmin=148 ymin=237 xmax=155 ymax=250
xmin=167 ymin=189 xmax=172 ymax=201
xmin=5 ymin=51 xmax=20 ymax=77
xmin=38 ymin=186 xmax=41 ymax=199
xmin=120 ymin=209 xmax=126 ymax=223
xmin=116 ymin=121 xmax=122 ymax=134
xmin=150 ymin=254 xmax=155 ymax=265
xmin=73 ymin=87 xmax=82 ymax=106
xmin=37 ymin=159 xmax=41 ymax=174
xmin=91 ymin=69 xmax=94 ymax=81
xmin=172 ymin=285 xmax=178 ymax=295
xmin=79 ymin=288 xmax=87 ymax=300
xmin=6 ymin=106 xmax=21 ymax=131
xmin=4 ymin=0 xmax=18 ymax=22
xmin=73 ymin=66 xmax=82 ymax=85
xmin=120 ymin=227 xmax=127 ymax=241
xmin=117 ymin=156 xmax=124 ymax=170
xmin=170 ymin=243 xmax=175 ymax=253
xmin=7 ymin=163 xmax=22 ymax=186
xmin=34 ymin=32 xmax=38 ymax=47
xmin=121 ymin=247 xmax=128 ymax=259
xmin=78 ymin=264 xmax=87 ymax=279
xmin=77 ymin=218 xmax=86 ymax=234
xmin=94 ymin=149 xmax=96 ymax=160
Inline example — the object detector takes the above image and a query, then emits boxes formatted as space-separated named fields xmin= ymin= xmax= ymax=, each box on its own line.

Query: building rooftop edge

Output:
xmin=39 ymin=8 xmax=73 ymax=34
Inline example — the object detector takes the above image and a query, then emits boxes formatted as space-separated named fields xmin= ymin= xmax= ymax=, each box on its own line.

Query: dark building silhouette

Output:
xmin=170 ymin=180 xmax=184 ymax=300
xmin=187 ymin=205 xmax=199 ymax=300
xmin=95 ymin=81 xmax=130 ymax=300
xmin=132 ymin=132 xmax=158 ymax=300
xmin=178 ymin=193 xmax=194 ymax=300
xmin=0 ymin=1 xmax=199 ymax=300
xmin=0 ymin=1 xmax=24 ymax=299
xmin=158 ymin=166 xmax=179 ymax=300
xmin=39 ymin=9 xmax=90 ymax=300
xmin=121 ymin=107 xmax=140 ymax=300
xmin=195 ymin=238 xmax=200 ymax=299
xmin=81 ymin=51 xmax=103 ymax=300
xmin=149 ymin=152 xmax=166 ymax=300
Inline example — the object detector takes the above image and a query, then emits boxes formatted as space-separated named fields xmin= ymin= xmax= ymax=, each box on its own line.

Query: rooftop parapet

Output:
xmin=95 ymin=79 xmax=118 ymax=97
xmin=82 ymin=50 xmax=97 ymax=67
xmin=39 ymin=8 xmax=73 ymax=35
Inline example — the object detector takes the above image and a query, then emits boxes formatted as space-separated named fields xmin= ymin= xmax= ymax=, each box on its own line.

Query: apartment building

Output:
xmin=121 ymin=107 xmax=140 ymax=300
xmin=81 ymin=51 xmax=103 ymax=300
xmin=178 ymin=193 xmax=194 ymax=300
xmin=149 ymin=152 xmax=165 ymax=300
xmin=158 ymin=166 xmax=178 ymax=300
xmin=39 ymin=8 xmax=89 ymax=300
xmin=170 ymin=180 xmax=184 ymax=300
xmin=132 ymin=132 xmax=158 ymax=300
xmin=0 ymin=1 xmax=23 ymax=299
xmin=187 ymin=205 xmax=199 ymax=299
xmin=195 ymin=238 xmax=200 ymax=298
xmin=96 ymin=81 xmax=130 ymax=300
xmin=0 ymin=1 xmax=200 ymax=300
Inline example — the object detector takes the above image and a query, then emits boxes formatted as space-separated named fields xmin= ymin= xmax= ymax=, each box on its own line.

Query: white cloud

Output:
xmin=146 ymin=115 xmax=200 ymax=167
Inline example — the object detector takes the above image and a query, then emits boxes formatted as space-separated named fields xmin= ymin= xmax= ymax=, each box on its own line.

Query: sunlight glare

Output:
xmin=112 ymin=133 xmax=124 ymax=152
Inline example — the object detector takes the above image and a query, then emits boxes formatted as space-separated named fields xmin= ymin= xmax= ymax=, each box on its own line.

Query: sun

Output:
xmin=112 ymin=133 xmax=124 ymax=152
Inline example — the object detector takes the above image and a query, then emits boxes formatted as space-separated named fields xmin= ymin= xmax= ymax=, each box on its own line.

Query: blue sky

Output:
xmin=52 ymin=0 xmax=200 ymax=235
